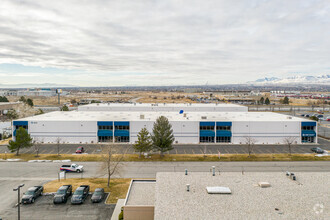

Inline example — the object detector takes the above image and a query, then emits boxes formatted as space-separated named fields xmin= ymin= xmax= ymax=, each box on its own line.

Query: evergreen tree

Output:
xmin=61 ymin=105 xmax=69 ymax=111
xmin=283 ymin=96 xmax=289 ymax=104
xmin=26 ymin=98 xmax=34 ymax=107
xmin=133 ymin=128 xmax=152 ymax=157
xmin=265 ymin=97 xmax=270 ymax=105
xmin=19 ymin=96 xmax=26 ymax=102
xmin=151 ymin=116 xmax=175 ymax=157
xmin=8 ymin=127 xmax=33 ymax=155
xmin=259 ymin=97 xmax=264 ymax=104
xmin=0 ymin=96 xmax=9 ymax=102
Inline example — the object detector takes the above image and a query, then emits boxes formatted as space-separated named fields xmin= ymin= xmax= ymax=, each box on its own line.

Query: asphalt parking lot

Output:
xmin=0 ymin=137 xmax=329 ymax=155
xmin=1 ymin=194 xmax=114 ymax=220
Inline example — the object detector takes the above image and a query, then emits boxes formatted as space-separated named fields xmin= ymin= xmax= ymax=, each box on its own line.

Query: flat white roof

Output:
xmin=17 ymin=111 xmax=311 ymax=122
xmin=79 ymin=103 xmax=245 ymax=108
xmin=154 ymin=172 xmax=330 ymax=219
xmin=125 ymin=180 xmax=156 ymax=206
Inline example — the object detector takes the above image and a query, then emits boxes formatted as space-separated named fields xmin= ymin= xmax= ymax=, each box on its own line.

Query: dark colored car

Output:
xmin=22 ymin=186 xmax=43 ymax=204
xmin=91 ymin=188 xmax=105 ymax=203
xmin=76 ymin=146 xmax=85 ymax=154
xmin=53 ymin=185 xmax=72 ymax=204
xmin=311 ymin=147 xmax=325 ymax=154
xmin=71 ymin=185 xmax=89 ymax=204
xmin=305 ymin=114 xmax=310 ymax=117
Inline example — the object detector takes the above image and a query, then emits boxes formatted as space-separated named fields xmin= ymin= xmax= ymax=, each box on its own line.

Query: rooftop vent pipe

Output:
xmin=185 ymin=169 xmax=188 ymax=175
xmin=186 ymin=184 xmax=190 ymax=192
xmin=212 ymin=166 xmax=215 ymax=176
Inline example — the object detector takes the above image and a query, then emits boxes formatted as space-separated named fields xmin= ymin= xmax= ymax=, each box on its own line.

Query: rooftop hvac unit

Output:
xmin=287 ymin=116 xmax=292 ymax=119
xmin=140 ymin=114 xmax=145 ymax=119
xmin=258 ymin=182 xmax=271 ymax=188
xmin=201 ymin=116 xmax=207 ymax=120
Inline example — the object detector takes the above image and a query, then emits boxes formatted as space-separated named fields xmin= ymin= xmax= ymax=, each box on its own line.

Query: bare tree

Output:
xmin=100 ymin=144 xmax=126 ymax=187
xmin=283 ymin=137 xmax=296 ymax=156
xmin=33 ymin=138 xmax=43 ymax=158
xmin=242 ymin=137 xmax=257 ymax=157
xmin=55 ymin=137 xmax=61 ymax=156
xmin=200 ymin=145 xmax=207 ymax=158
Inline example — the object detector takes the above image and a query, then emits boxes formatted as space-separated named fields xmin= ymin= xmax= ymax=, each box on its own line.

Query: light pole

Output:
xmin=13 ymin=184 xmax=24 ymax=220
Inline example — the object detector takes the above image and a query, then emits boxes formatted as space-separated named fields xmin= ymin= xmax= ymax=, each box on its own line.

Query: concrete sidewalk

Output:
xmin=111 ymin=199 xmax=125 ymax=220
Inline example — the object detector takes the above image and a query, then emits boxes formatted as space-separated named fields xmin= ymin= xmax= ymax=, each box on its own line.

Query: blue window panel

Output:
xmin=301 ymin=122 xmax=316 ymax=127
xmin=13 ymin=121 xmax=28 ymax=126
xmin=200 ymin=130 xmax=215 ymax=137
xmin=200 ymin=122 xmax=215 ymax=127
xmin=216 ymin=122 xmax=232 ymax=127
xmin=97 ymin=121 xmax=113 ymax=126
xmin=301 ymin=130 xmax=316 ymax=137
xmin=97 ymin=130 xmax=113 ymax=137
xmin=114 ymin=121 xmax=129 ymax=126
xmin=114 ymin=130 xmax=130 ymax=137
xmin=216 ymin=131 xmax=232 ymax=137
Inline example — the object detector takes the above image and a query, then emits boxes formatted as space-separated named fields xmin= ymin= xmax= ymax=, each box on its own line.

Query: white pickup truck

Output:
xmin=60 ymin=164 xmax=84 ymax=173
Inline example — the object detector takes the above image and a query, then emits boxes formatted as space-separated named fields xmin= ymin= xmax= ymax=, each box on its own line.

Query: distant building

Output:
xmin=0 ymin=90 xmax=17 ymax=96
xmin=17 ymin=89 xmax=56 ymax=97
xmin=0 ymin=88 xmax=68 ymax=97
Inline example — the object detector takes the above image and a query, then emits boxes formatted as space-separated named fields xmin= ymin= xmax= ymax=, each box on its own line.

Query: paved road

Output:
xmin=1 ymin=161 xmax=330 ymax=180
xmin=1 ymin=161 xmax=329 ymax=218
xmin=1 ymin=137 xmax=329 ymax=155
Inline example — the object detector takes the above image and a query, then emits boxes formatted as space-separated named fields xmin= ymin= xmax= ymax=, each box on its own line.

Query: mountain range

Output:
xmin=248 ymin=75 xmax=330 ymax=85
xmin=0 ymin=83 xmax=75 ymax=88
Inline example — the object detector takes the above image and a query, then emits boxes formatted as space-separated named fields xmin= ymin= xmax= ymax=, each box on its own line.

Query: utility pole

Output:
xmin=13 ymin=184 xmax=24 ymax=220
xmin=56 ymin=89 xmax=62 ymax=105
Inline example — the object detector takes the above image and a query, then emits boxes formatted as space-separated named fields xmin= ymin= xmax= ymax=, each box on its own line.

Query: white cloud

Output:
xmin=0 ymin=0 xmax=329 ymax=86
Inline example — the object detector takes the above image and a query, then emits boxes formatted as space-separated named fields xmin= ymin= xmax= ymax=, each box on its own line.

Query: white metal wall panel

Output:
xmin=231 ymin=121 xmax=302 ymax=144
xmin=29 ymin=120 xmax=97 ymax=144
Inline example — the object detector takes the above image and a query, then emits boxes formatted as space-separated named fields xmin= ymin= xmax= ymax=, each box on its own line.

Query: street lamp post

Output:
xmin=13 ymin=184 xmax=24 ymax=220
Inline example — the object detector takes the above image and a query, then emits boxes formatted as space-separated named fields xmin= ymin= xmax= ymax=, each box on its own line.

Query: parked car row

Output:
xmin=300 ymin=113 xmax=329 ymax=121
xmin=22 ymin=185 xmax=105 ymax=205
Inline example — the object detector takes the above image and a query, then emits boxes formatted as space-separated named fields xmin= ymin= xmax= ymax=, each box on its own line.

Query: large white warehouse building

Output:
xmin=13 ymin=103 xmax=317 ymax=144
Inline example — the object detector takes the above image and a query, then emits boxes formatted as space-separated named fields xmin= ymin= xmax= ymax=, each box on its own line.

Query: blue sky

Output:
xmin=0 ymin=0 xmax=329 ymax=87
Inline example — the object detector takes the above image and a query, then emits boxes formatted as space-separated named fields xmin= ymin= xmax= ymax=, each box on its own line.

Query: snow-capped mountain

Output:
xmin=249 ymin=75 xmax=330 ymax=85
